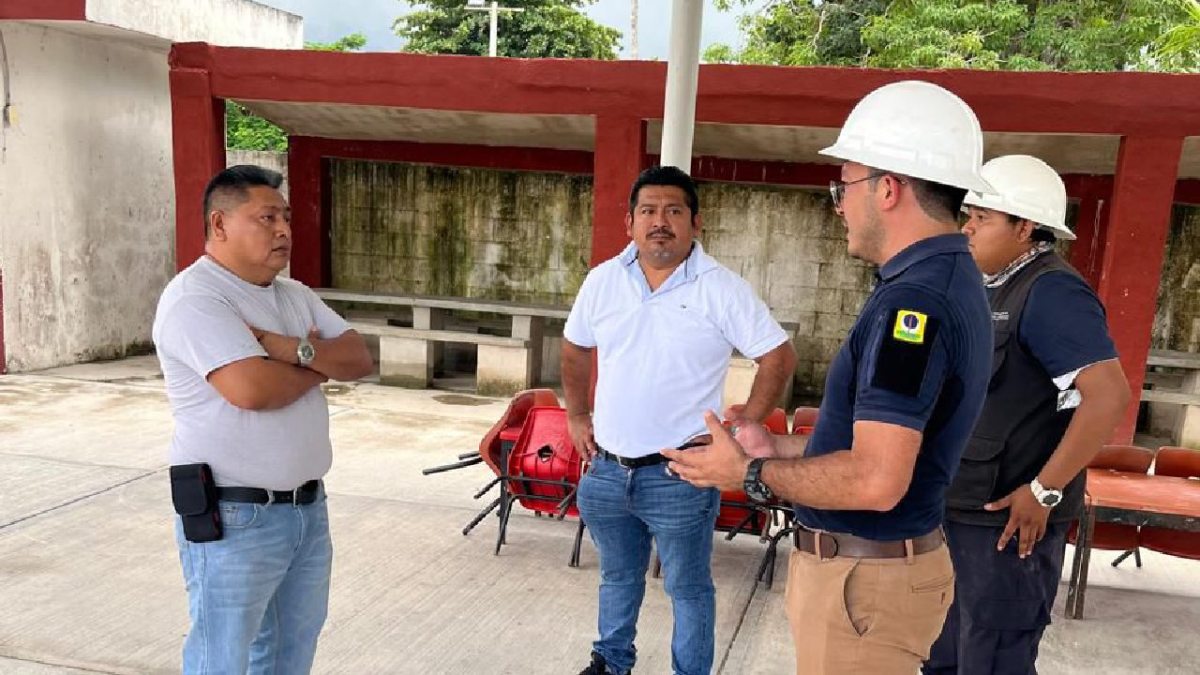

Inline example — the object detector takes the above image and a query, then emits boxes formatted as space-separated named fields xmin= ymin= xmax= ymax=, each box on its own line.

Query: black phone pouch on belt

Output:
xmin=170 ymin=463 xmax=223 ymax=543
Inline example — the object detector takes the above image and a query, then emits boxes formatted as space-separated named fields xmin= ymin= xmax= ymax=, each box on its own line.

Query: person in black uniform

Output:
xmin=924 ymin=154 xmax=1131 ymax=675
xmin=664 ymin=80 xmax=996 ymax=675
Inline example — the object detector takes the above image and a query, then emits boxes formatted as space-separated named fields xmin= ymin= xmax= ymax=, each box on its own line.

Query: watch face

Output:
xmin=1042 ymin=493 xmax=1061 ymax=507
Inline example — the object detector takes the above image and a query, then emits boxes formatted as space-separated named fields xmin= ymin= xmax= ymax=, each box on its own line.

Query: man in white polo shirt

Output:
xmin=563 ymin=166 xmax=796 ymax=675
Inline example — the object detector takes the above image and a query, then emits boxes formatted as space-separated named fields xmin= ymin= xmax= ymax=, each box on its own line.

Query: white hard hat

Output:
xmin=962 ymin=155 xmax=1075 ymax=241
xmin=820 ymin=80 xmax=993 ymax=194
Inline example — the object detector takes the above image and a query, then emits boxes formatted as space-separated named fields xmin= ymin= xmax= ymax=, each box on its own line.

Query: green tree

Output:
xmin=708 ymin=0 xmax=1200 ymax=72
xmin=1153 ymin=0 xmax=1200 ymax=70
xmin=395 ymin=0 xmax=621 ymax=59
xmin=225 ymin=33 xmax=368 ymax=151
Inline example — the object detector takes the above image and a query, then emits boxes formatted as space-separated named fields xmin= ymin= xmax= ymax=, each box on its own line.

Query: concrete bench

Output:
xmin=1142 ymin=349 xmax=1200 ymax=447
xmin=349 ymin=321 xmax=534 ymax=397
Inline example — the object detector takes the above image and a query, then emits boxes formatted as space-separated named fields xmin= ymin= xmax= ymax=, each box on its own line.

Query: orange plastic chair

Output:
xmin=1140 ymin=447 xmax=1200 ymax=561
xmin=1068 ymin=444 xmax=1155 ymax=567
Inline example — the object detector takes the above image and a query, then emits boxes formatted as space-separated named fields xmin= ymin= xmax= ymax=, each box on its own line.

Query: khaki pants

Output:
xmin=784 ymin=543 xmax=954 ymax=674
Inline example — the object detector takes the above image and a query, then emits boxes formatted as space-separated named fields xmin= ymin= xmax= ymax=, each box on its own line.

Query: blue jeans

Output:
xmin=175 ymin=490 xmax=333 ymax=675
xmin=577 ymin=456 xmax=721 ymax=675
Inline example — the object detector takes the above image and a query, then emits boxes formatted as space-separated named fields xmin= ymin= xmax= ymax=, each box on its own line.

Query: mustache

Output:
xmin=648 ymin=228 xmax=675 ymax=238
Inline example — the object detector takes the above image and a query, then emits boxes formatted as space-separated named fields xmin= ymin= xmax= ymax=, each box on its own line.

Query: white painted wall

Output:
xmin=88 ymin=0 xmax=302 ymax=48
xmin=0 ymin=2 xmax=302 ymax=372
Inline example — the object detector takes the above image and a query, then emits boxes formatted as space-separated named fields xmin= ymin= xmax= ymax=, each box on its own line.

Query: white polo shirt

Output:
xmin=564 ymin=242 xmax=788 ymax=458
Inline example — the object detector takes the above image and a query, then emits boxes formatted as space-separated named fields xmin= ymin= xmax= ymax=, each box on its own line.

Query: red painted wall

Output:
xmin=0 ymin=0 xmax=84 ymax=20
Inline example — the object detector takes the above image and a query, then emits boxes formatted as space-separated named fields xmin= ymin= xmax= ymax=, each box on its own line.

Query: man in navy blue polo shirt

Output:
xmin=665 ymin=81 xmax=995 ymax=674
xmin=924 ymin=155 xmax=1129 ymax=674
xmin=562 ymin=165 xmax=796 ymax=675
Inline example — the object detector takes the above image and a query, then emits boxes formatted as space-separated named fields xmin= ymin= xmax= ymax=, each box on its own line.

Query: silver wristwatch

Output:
xmin=297 ymin=336 xmax=316 ymax=367
xmin=1030 ymin=477 xmax=1062 ymax=508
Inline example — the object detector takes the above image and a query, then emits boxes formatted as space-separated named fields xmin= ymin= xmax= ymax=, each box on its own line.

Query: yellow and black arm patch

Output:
xmin=872 ymin=309 xmax=941 ymax=397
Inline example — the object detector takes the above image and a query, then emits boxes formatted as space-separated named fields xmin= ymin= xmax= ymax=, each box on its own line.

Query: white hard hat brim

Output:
xmin=819 ymin=143 xmax=996 ymax=195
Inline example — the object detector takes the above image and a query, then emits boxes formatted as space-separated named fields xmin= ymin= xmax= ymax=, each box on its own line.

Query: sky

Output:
xmin=252 ymin=0 xmax=755 ymax=58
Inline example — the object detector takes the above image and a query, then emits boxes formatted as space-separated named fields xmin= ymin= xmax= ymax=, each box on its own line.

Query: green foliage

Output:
xmin=305 ymin=32 xmax=368 ymax=52
xmin=225 ymin=34 xmax=367 ymax=151
xmin=225 ymin=101 xmax=288 ymax=152
xmin=709 ymin=0 xmax=1200 ymax=72
xmin=394 ymin=0 xmax=621 ymax=59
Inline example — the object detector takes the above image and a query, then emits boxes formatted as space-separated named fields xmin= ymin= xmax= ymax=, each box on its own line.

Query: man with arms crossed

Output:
xmin=154 ymin=165 xmax=372 ymax=674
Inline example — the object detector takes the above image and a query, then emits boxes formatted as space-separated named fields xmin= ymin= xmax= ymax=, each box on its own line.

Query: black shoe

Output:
xmin=577 ymin=652 xmax=627 ymax=675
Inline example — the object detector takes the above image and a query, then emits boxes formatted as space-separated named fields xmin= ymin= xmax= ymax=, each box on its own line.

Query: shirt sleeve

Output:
xmin=1019 ymin=272 xmax=1118 ymax=380
xmin=717 ymin=273 xmax=789 ymax=359
xmin=303 ymin=286 xmax=352 ymax=339
xmin=563 ymin=269 xmax=600 ymax=348
xmin=156 ymin=293 xmax=267 ymax=378
xmin=853 ymin=285 xmax=954 ymax=432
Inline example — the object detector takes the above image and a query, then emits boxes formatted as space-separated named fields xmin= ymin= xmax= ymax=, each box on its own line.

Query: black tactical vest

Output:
xmin=946 ymin=252 xmax=1086 ymax=526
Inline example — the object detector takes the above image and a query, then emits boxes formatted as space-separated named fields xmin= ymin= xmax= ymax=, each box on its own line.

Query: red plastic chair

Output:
xmin=1068 ymin=444 xmax=1155 ymax=568
xmin=791 ymin=406 xmax=819 ymax=435
xmin=1140 ymin=447 xmax=1200 ymax=561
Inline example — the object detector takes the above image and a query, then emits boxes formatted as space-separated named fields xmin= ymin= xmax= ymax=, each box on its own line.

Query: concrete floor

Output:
xmin=0 ymin=356 xmax=1196 ymax=674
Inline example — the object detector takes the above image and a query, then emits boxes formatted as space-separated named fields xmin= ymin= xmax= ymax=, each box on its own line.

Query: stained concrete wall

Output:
xmin=330 ymin=160 xmax=594 ymax=308
xmin=0 ymin=5 xmax=302 ymax=373
xmin=227 ymin=150 xmax=290 ymax=200
xmin=1153 ymin=206 xmax=1200 ymax=353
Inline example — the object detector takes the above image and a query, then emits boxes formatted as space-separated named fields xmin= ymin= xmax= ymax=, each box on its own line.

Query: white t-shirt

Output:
xmin=564 ymin=242 xmax=788 ymax=458
xmin=152 ymin=256 xmax=350 ymax=490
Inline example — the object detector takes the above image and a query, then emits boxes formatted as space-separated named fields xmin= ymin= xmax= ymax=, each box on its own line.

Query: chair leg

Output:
xmin=569 ymin=519 xmax=587 ymax=568
xmin=495 ymin=495 xmax=514 ymax=556
xmin=462 ymin=496 xmax=502 ymax=536
xmin=652 ymin=553 xmax=662 ymax=579
xmin=1111 ymin=549 xmax=1135 ymax=568
xmin=1134 ymin=547 xmax=1142 ymax=568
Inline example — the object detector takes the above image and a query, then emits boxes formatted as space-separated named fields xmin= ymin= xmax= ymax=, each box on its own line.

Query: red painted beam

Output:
xmin=1096 ymin=136 xmax=1185 ymax=443
xmin=181 ymin=43 xmax=1200 ymax=136
xmin=296 ymin=137 xmax=594 ymax=175
xmin=691 ymin=156 xmax=838 ymax=187
xmin=1174 ymin=179 xmax=1200 ymax=206
xmin=169 ymin=68 xmax=226 ymax=272
xmin=591 ymin=117 xmax=647 ymax=265
xmin=0 ymin=0 xmax=84 ymax=20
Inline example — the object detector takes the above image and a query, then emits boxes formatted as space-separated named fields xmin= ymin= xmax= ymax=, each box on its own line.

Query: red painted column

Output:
xmin=1067 ymin=177 xmax=1112 ymax=288
xmin=591 ymin=116 xmax=647 ymax=265
xmin=287 ymin=136 xmax=327 ymax=287
xmin=1096 ymin=136 xmax=1185 ymax=442
xmin=169 ymin=68 xmax=225 ymax=271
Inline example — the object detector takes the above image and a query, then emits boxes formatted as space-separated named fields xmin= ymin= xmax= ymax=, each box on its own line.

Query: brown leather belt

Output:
xmin=793 ymin=526 xmax=944 ymax=560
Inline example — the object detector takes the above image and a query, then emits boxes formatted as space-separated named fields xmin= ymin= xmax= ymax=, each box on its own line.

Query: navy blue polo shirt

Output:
xmin=794 ymin=234 xmax=993 ymax=540
xmin=1017 ymin=271 xmax=1117 ymax=381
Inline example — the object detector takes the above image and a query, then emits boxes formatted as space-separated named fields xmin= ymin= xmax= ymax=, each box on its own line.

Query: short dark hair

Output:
xmin=908 ymin=177 xmax=967 ymax=223
xmin=1004 ymin=213 xmax=1058 ymax=243
xmin=628 ymin=165 xmax=700 ymax=216
xmin=203 ymin=165 xmax=284 ymax=236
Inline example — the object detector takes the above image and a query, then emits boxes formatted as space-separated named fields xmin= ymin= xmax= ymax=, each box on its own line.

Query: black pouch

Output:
xmin=170 ymin=463 xmax=222 ymax=543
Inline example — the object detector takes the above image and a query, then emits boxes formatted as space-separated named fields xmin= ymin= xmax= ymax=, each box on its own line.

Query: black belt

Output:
xmin=595 ymin=447 xmax=669 ymax=468
xmin=217 ymin=480 xmax=321 ymax=505
xmin=793 ymin=526 xmax=944 ymax=560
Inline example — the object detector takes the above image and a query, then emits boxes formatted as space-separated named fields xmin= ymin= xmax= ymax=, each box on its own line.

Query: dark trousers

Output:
xmin=923 ymin=519 xmax=1069 ymax=675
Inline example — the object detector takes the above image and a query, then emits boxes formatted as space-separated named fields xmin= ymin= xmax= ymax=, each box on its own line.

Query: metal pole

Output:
xmin=489 ymin=2 xmax=499 ymax=57
xmin=660 ymin=0 xmax=703 ymax=172
xmin=630 ymin=0 xmax=639 ymax=60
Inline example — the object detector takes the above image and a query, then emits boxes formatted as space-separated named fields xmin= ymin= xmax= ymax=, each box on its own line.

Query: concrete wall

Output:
xmin=0 ymin=3 xmax=301 ymax=373
xmin=1153 ymin=206 xmax=1200 ymax=353
xmin=87 ymin=0 xmax=302 ymax=47
xmin=227 ymin=150 xmax=290 ymax=200
xmin=330 ymin=160 xmax=593 ymax=308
